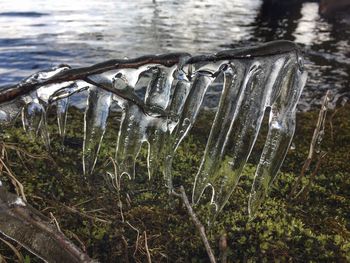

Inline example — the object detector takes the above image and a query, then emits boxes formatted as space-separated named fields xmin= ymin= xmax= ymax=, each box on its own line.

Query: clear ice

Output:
xmin=0 ymin=41 xmax=307 ymax=217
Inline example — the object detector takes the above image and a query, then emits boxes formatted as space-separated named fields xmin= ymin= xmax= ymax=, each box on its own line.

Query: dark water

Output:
xmin=0 ymin=0 xmax=349 ymax=111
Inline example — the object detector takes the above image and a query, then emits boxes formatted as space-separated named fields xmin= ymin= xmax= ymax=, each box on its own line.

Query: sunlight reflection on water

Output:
xmin=0 ymin=0 xmax=349 ymax=110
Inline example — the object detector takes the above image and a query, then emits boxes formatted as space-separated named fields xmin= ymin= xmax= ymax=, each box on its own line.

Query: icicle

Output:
xmin=248 ymin=56 xmax=307 ymax=217
xmin=21 ymin=92 xmax=50 ymax=149
xmin=47 ymin=81 xmax=90 ymax=143
xmin=0 ymin=109 xmax=10 ymax=123
xmin=167 ymin=68 xmax=191 ymax=120
xmin=157 ymin=67 xmax=192 ymax=188
xmin=162 ymin=73 xmax=214 ymax=189
xmin=114 ymin=68 xmax=148 ymax=89
xmin=143 ymin=65 xmax=176 ymax=178
xmin=109 ymin=70 xmax=150 ymax=112
xmin=115 ymin=103 xmax=146 ymax=179
xmin=113 ymin=65 xmax=177 ymax=180
xmin=171 ymin=73 xmax=214 ymax=150
xmin=19 ymin=66 xmax=71 ymax=148
xmin=56 ymin=97 xmax=69 ymax=139
xmin=193 ymin=60 xmax=270 ymax=214
xmin=192 ymin=62 xmax=245 ymax=204
xmin=144 ymin=65 xmax=176 ymax=112
xmin=83 ymin=87 xmax=112 ymax=175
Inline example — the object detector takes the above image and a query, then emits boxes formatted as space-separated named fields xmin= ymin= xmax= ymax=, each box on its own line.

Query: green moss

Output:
xmin=0 ymin=104 xmax=349 ymax=262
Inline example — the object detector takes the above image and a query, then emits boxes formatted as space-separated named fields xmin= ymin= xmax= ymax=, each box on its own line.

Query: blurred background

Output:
xmin=0 ymin=0 xmax=349 ymax=111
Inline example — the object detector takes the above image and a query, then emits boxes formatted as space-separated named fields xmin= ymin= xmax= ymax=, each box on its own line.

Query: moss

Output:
xmin=0 ymin=104 xmax=349 ymax=262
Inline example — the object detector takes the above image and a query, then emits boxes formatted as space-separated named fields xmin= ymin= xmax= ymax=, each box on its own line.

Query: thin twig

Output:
xmin=172 ymin=186 xmax=216 ymax=263
xmin=0 ymin=254 xmax=7 ymax=263
xmin=289 ymin=90 xmax=330 ymax=199
xmin=143 ymin=231 xmax=152 ymax=263
xmin=0 ymin=158 xmax=27 ymax=202
xmin=1 ymin=142 xmax=52 ymax=160
xmin=72 ymin=197 xmax=99 ymax=207
xmin=219 ymin=233 xmax=228 ymax=263
xmin=49 ymin=212 xmax=62 ymax=232
xmin=296 ymin=152 xmax=327 ymax=201
xmin=125 ymin=221 xmax=140 ymax=258
xmin=121 ymin=235 xmax=130 ymax=263
xmin=0 ymin=237 xmax=24 ymax=263
xmin=60 ymin=203 xmax=111 ymax=224
xmin=66 ymin=230 xmax=87 ymax=253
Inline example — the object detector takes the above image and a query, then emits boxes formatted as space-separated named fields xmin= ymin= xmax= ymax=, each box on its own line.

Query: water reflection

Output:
xmin=294 ymin=3 xmax=327 ymax=45
xmin=0 ymin=0 xmax=348 ymax=110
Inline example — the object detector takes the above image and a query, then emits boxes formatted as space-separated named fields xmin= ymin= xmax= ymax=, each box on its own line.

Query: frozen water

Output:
xmin=0 ymin=41 xmax=307 ymax=217
xmin=83 ymin=87 xmax=112 ymax=175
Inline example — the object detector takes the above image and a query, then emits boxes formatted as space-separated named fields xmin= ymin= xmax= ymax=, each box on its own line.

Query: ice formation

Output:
xmin=0 ymin=41 xmax=307 ymax=216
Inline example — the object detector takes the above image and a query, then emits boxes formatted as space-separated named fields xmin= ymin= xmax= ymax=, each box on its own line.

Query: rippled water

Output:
xmin=0 ymin=0 xmax=349 ymax=110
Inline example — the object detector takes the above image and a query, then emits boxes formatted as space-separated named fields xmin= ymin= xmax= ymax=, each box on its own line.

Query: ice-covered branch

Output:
xmin=0 ymin=40 xmax=307 ymax=218
xmin=0 ymin=40 xmax=299 ymax=104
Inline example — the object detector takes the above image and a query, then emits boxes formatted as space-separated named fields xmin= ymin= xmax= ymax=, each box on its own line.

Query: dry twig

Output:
xmin=219 ymin=233 xmax=228 ymax=263
xmin=0 ymin=237 xmax=24 ymax=263
xmin=0 ymin=158 xmax=27 ymax=202
xmin=143 ymin=231 xmax=152 ymax=263
xmin=125 ymin=221 xmax=141 ymax=258
xmin=172 ymin=186 xmax=216 ymax=263
xmin=49 ymin=212 xmax=62 ymax=232
xmin=60 ymin=203 xmax=111 ymax=224
xmin=289 ymin=91 xmax=330 ymax=199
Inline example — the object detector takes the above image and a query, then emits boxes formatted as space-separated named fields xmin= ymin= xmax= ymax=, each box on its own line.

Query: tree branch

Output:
xmin=0 ymin=40 xmax=299 ymax=104
xmin=0 ymin=184 xmax=96 ymax=263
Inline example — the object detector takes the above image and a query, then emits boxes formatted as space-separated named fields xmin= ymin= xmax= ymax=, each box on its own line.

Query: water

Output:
xmin=0 ymin=0 xmax=348 ymax=110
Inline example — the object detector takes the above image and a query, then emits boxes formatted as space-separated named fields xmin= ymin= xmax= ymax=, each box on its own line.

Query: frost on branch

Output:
xmin=0 ymin=41 xmax=307 ymax=218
